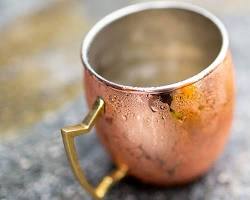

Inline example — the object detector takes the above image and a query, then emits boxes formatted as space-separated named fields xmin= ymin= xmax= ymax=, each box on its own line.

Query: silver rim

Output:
xmin=81 ymin=1 xmax=229 ymax=93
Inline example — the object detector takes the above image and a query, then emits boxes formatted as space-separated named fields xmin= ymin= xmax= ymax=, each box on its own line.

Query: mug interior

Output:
xmin=85 ymin=4 xmax=225 ymax=89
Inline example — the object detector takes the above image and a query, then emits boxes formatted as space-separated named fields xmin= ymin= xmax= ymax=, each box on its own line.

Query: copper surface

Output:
xmin=84 ymin=51 xmax=235 ymax=185
xmin=81 ymin=2 xmax=235 ymax=186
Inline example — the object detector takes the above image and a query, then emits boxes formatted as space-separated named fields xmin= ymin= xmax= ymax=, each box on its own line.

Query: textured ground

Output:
xmin=0 ymin=0 xmax=250 ymax=199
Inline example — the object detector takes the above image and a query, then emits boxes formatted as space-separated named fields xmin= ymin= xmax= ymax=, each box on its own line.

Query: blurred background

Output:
xmin=0 ymin=0 xmax=249 ymax=199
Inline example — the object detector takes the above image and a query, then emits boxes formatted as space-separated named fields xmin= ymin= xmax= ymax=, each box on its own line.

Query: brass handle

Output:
xmin=61 ymin=97 xmax=128 ymax=200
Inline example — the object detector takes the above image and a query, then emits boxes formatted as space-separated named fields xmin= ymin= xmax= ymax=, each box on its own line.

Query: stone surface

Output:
xmin=0 ymin=0 xmax=250 ymax=200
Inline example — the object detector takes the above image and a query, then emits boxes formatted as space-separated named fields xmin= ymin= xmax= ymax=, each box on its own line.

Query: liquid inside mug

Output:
xmin=61 ymin=2 xmax=235 ymax=199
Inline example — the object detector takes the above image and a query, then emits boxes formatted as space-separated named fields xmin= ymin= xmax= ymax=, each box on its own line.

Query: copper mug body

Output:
xmin=61 ymin=2 xmax=235 ymax=199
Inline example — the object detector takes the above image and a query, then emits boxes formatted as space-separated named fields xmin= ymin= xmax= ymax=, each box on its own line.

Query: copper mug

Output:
xmin=61 ymin=2 xmax=235 ymax=199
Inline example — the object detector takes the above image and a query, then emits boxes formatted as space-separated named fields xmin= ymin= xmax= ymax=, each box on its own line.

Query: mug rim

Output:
xmin=81 ymin=1 xmax=229 ymax=93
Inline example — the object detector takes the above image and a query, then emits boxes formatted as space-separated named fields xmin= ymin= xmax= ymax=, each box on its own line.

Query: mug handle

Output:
xmin=61 ymin=97 xmax=128 ymax=200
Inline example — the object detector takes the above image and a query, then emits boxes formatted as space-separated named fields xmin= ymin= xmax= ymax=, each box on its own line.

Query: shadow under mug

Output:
xmin=61 ymin=2 xmax=235 ymax=199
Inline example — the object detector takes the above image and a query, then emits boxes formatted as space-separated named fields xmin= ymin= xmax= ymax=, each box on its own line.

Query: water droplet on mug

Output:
xmin=109 ymin=95 xmax=117 ymax=102
xmin=122 ymin=115 xmax=127 ymax=121
xmin=148 ymin=96 xmax=159 ymax=112
xmin=150 ymin=105 xmax=158 ymax=112
xmin=160 ymin=105 xmax=165 ymax=110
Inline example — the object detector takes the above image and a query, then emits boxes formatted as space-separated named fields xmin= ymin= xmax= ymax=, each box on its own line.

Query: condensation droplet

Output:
xmin=160 ymin=105 xmax=165 ymax=110
xmin=109 ymin=95 xmax=117 ymax=102
xmin=122 ymin=115 xmax=127 ymax=121
xmin=150 ymin=104 xmax=158 ymax=112
xmin=148 ymin=96 xmax=159 ymax=112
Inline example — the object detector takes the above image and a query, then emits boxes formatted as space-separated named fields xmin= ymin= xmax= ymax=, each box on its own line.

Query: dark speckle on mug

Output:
xmin=159 ymin=93 xmax=173 ymax=107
